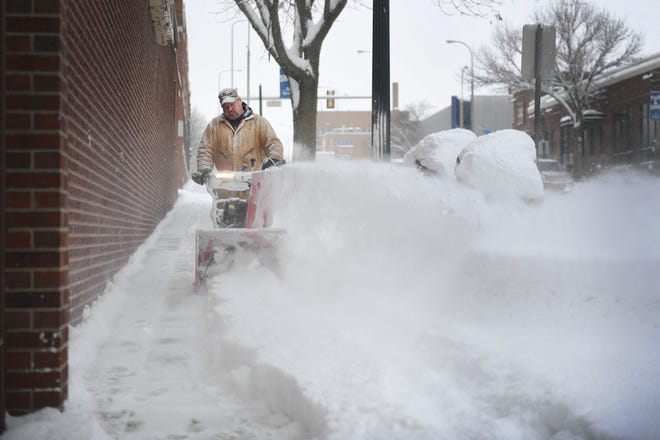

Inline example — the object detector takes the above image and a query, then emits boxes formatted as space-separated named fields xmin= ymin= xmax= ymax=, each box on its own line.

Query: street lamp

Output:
xmin=231 ymin=20 xmax=251 ymax=105
xmin=231 ymin=20 xmax=246 ymax=89
xmin=460 ymin=66 xmax=468 ymax=128
xmin=218 ymin=69 xmax=242 ymax=91
xmin=447 ymin=39 xmax=474 ymax=128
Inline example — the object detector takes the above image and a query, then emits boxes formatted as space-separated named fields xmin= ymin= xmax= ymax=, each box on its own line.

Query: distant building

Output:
xmin=419 ymin=95 xmax=514 ymax=138
xmin=316 ymin=109 xmax=409 ymax=159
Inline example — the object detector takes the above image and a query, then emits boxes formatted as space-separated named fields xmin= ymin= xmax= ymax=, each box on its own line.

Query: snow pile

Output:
xmin=205 ymin=161 xmax=660 ymax=439
xmin=402 ymin=128 xmax=476 ymax=176
xmin=455 ymin=129 xmax=544 ymax=201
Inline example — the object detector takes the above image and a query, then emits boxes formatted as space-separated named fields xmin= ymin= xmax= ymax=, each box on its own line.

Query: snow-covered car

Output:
xmin=402 ymin=128 xmax=476 ymax=177
xmin=455 ymin=129 xmax=544 ymax=202
xmin=536 ymin=158 xmax=574 ymax=192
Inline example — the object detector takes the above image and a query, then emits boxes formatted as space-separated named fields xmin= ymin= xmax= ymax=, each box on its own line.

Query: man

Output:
xmin=192 ymin=88 xmax=285 ymax=185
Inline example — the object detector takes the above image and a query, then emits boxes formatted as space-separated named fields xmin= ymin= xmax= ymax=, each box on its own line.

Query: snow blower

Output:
xmin=194 ymin=168 xmax=284 ymax=288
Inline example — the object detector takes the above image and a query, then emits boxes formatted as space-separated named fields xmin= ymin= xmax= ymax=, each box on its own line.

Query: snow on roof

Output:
xmin=527 ymin=52 xmax=660 ymax=113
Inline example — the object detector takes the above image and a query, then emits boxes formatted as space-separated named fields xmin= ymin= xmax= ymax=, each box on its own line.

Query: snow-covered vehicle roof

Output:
xmin=455 ymin=129 xmax=544 ymax=201
xmin=402 ymin=128 xmax=476 ymax=177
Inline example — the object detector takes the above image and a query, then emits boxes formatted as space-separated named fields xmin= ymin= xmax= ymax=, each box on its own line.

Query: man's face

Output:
xmin=222 ymin=98 xmax=243 ymax=120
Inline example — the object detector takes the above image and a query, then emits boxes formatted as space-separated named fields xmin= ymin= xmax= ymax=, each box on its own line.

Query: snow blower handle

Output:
xmin=192 ymin=168 xmax=211 ymax=185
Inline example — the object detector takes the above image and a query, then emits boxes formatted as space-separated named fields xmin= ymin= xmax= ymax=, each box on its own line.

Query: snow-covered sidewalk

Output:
xmin=5 ymin=161 xmax=660 ymax=440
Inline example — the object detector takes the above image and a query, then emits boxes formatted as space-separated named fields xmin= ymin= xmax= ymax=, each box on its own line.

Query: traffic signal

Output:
xmin=326 ymin=89 xmax=335 ymax=109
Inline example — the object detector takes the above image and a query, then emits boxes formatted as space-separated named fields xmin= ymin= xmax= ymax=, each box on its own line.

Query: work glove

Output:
xmin=261 ymin=157 xmax=285 ymax=170
xmin=191 ymin=168 xmax=211 ymax=185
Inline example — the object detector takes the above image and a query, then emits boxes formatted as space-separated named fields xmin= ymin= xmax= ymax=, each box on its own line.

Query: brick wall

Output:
xmin=1 ymin=0 xmax=6 ymax=432
xmin=62 ymin=0 xmax=181 ymax=322
xmin=4 ymin=0 xmax=69 ymax=414
xmin=3 ymin=0 xmax=188 ymax=415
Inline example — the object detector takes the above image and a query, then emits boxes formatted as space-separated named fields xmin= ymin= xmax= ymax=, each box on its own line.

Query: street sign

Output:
xmin=651 ymin=91 xmax=660 ymax=120
xmin=279 ymin=67 xmax=291 ymax=99
xmin=521 ymin=24 xmax=556 ymax=82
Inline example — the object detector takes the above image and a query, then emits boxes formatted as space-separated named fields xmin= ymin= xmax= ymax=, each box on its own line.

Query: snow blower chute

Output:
xmin=194 ymin=169 xmax=283 ymax=288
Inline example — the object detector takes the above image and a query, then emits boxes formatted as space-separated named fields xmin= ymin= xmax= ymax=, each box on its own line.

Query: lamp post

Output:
xmin=218 ymin=69 xmax=242 ymax=91
xmin=231 ymin=20 xmax=251 ymax=104
xmin=447 ymin=39 xmax=474 ymax=129
xmin=460 ymin=66 xmax=468 ymax=128
xmin=231 ymin=20 xmax=245 ymax=89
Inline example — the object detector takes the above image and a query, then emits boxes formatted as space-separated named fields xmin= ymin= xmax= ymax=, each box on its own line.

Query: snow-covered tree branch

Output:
xmin=229 ymin=0 xmax=348 ymax=160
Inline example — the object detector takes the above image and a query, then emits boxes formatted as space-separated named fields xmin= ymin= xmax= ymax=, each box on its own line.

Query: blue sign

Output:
xmin=651 ymin=91 xmax=660 ymax=121
xmin=279 ymin=67 xmax=291 ymax=99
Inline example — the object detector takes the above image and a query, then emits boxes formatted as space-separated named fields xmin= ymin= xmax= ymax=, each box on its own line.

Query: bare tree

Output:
xmin=431 ymin=0 xmax=502 ymax=18
xmin=217 ymin=0 xmax=349 ymax=161
xmin=475 ymin=0 xmax=642 ymax=131
xmin=391 ymin=101 xmax=432 ymax=158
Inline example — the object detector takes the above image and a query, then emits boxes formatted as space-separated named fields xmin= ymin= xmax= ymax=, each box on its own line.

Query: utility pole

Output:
xmin=371 ymin=0 xmax=390 ymax=160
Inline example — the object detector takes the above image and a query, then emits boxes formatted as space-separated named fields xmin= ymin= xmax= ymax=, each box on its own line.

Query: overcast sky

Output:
xmin=185 ymin=0 xmax=660 ymax=122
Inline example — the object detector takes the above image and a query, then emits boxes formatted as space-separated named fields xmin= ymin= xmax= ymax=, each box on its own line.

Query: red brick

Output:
xmin=34 ymin=349 xmax=67 ymax=369
xmin=6 ymin=231 xmax=32 ymax=249
xmin=6 ymin=271 xmax=33 ymax=290
xmin=6 ymin=370 xmax=64 ymax=389
xmin=34 ymin=75 xmax=61 ymax=92
xmin=5 ymin=191 xmax=32 ymax=209
xmin=34 ymin=191 xmax=65 ymax=208
xmin=35 ymin=152 xmax=64 ymax=169
xmin=34 ymin=269 xmax=67 ymax=288
xmin=5 ymin=391 xmax=32 ymax=413
xmin=5 ymin=332 xmax=42 ymax=351
xmin=6 ymin=74 xmax=31 ymax=91
xmin=7 ymin=54 xmax=60 ymax=72
xmin=34 ymin=0 xmax=60 ymax=14
xmin=6 ymin=35 xmax=31 ymax=52
xmin=34 ymin=35 xmax=60 ymax=53
xmin=6 ymin=151 xmax=32 ymax=168
xmin=34 ymin=231 xmax=66 ymax=248
xmin=6 ymin=171 xmax=63 ymax=189
xmin=7 ymin=17 xmax=60 ymax=33
xmin=4 ymin=310 xmax=32 ymax=329
xmin=6 ymin=291 xmax=66 ymax=309
xmin=6 ymin=94 xmax=60 ymax=112
xmin=6 ymin=0 xmax=33 ymax=13
xmin=34 ymin=391 xmax=65 ymax=409
xmin=7 ymin=113 xmax=32 ymax=130
xmin=6 ymin=133 xmax=60 ymax=149
xmin=5 ymin=351 xmax=32 ymax=370
xmin=34 ymin=113 xmax=60 ymax=129
xmin=34 ymin=309 xmax=68 ymax=329
xmin=6 ymin=249 xmax=64 ymax=269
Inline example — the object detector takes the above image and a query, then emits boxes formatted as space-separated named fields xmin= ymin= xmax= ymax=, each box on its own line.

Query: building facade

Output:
xmin=419 ymin=95 xmax=514 ymax=138
xmin=513 ymin=53 xmax=660 ymax=177
xmin=1 ymin=0 xmax=190 ymax=423
xmin=316 ymin=110 xmax=410 ymax=159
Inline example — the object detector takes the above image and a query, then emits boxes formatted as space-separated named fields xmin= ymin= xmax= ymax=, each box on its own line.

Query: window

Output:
xmin=586 ymin=125 xmax=603 ymax=157
xmin=613 ymin=109 xmax=632 ymax=156
xmin=539 ymin=130 xmax=555 ymax=158
xmin=641 ymin=103 xmax=659 ymax=163
xmin=560 ymin=121 xmax=571 ymax=167
xmin=336 ymin=138 xmax=354 ymax=147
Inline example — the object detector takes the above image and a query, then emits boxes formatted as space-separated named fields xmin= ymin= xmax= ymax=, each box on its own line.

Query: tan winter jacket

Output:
xmin=197 ymin=105 xmax=284 ymax=172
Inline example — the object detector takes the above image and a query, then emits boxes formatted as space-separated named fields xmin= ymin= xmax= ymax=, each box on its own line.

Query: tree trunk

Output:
xmin=291 ymin=78 xmax=319 ymax=161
